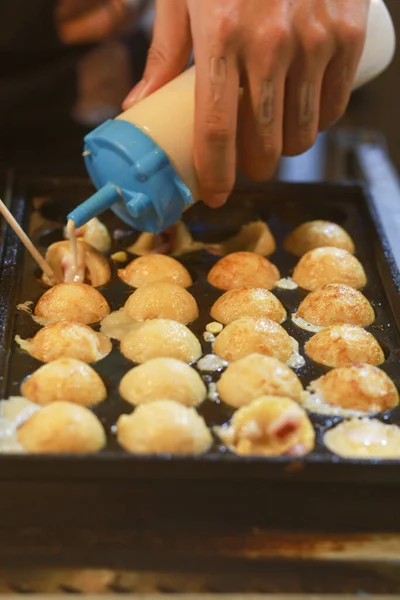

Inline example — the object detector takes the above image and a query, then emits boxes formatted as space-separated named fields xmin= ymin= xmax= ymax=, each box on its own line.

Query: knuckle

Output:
xmin=260 ymin=132 xmax=281 ymax=162
xmin=211 ymin=9 xmax=239 ymax=45
xmin=301 ymin=24 xmax=331 ymax=54
xmin=337 ymin=20 xmax=365 ymax=49
xmin=271 ymin=23 xmax=292 ymax=53
xmin=146 ymin=43 xmax=170 ymax=67
xmin=203 ymin=112 xmax=232 ymax=144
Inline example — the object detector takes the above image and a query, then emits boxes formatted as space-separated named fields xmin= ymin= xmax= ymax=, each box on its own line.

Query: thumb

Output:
xmin=122 ymin=0 xmax=191 ymax=109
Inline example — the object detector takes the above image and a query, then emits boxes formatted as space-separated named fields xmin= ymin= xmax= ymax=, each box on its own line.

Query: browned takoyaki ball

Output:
xmin=284 ymin=220 xmax=355 ymax=257
xmin=21 ymin=358 xmax=107 ymax=406
xmin=117 ymin=400 xmax=212 ymax=455
xmin=213 ymin=317 xmax=295 ymax=363
xmin=292 ymin=248 xmax=366 ymax=291
xmin=118 ymin=254 xmax=192 ymax=288
xmin=208 ymin=252 xmax=280 ymax=290
xmin=15 ymin=321 xmax=111 ymax=363
xmin=217 ymin=354 xmax=304 ymax=408
xmin=294 ymin=284 xmax=374 ymax=329
xmin=119 ymin=358 xmax=206 ymax=407
xmin=124 ymin=282 xmax=199 ymax=324
xmin=120 ymin=319 xmax=202 ymax=364
xmin=34 ymin=283 xmax=110 ymax=325
xmin=18 ymin=401 xmax=106 ymax=454
xmin=308 ymin=364 xmax=399 ymax=413
xmin=305 ymin=325 xmax=384 ymax=368
xmin=210 ymin=287 xmax=286 ymax=325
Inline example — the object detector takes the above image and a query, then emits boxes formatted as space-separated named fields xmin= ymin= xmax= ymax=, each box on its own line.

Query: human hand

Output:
xmin=56 ymin=0 xmax=141 ymax=45
xmin=123 ymin=0 xmax=370 ymax=207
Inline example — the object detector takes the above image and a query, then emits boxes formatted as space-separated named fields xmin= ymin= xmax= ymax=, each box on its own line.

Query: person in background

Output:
xmin=0 ymin=0 xmax=153 ymax=169
xmin=123 ymin=0 xmax=371 ymax=208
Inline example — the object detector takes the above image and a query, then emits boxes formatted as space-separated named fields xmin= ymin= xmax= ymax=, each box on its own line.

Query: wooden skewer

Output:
xmin=0 ymin=199 xmax=60 ymax=284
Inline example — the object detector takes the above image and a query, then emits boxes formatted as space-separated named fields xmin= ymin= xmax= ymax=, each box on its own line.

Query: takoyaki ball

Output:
xmin=292 ymin=248 xmax=367 ymax=291
xmin=124 ymin=282 xmax=199 ymax=324
xmin=324 ymin=418 xmax=400 ymax=459
xmin=43 ymin=240 xmax=111 ymax=287
xmin=284 ymin=220 xmax=355 ymax=257
xmin=21 ymin=358 xmax=107 ymax=407
xmin=65 ymin=217 xmax=111 ymax=253
xmin=210 ymin=287 xmax=286 ymax=325
xmin=206 ymin=222 xmax=276 ymax=256
xmin=117 ymin=400 xmax=212 ymax=455
xmin=119 ymin=358 xmax=207 ymax=407
xmin=18 ymin=401 xmax=106 ymax=454
xmin=295 ymin=284 xmax=375 ymax=328
xmin=34 ymin=283 xmax=110 ymax=325
xmin=213 ymin=317 xmax=295 ymax=363
xmin=309 ymin=364 xmax=399 ymax=413
xmin=216 ymin=396 xmax=315 ymax=457
xmin=305 ymin=325 xmax=384 ymax=368
xmin=217 ymin=354 xmax=304 ymax=408
xmin=207 ymin=252 xmax=280 ymax=291
xmin=118 ymin=254 xmax=192 ymax=288
xmin=120 ymin=319 xmax=202 ymax=364
xmin=15 ymin=321 xmax=112 ymax=363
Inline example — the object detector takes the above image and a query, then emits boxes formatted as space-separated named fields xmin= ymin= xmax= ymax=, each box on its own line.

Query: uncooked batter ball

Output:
xmin=216 ymin=396 xmax=315 ymax=457
xmin=118 ymin=254 xmax=192 ymax=288
xmin=207 ymin=252 xmax=280 ymax=290
xmin=210 ymin=287 xmax=286 ymax=325
xmin=212 ymin=317 xmax=295 ymax=363
xmin=324 ymin=418 xmax=400 ymax=459
xmin=120 ymin=319 xmax=202 ymax=364
xmin=284 ymin=220 xmax=355 ymax=257
xmin=123 ymin=281 xmax=199 ymax=324
xmin=119 ymin=358 xmax=207 ymax=407
xmin=305 ymin=325 xmax=384 ymax=368
xmin=117 ymin=400 xmax=212 ymax=455
xmin=217 ymin=354 xmax=304 ymax=408
xmin=34 ymin=283 xmax=110 ymax=325
xmin=308 ymin=364 xmax=399 ymax=413
xmin=292 ymin=247 xmax=367 ymax=291
xmin=294 ymin=284 xmax=374 ymax=329
xmin=18 ymin=401 xmax=106 ymax=454
xmin=21 ymin=358 xmax=107 ymax=406
xmin=15 ymin=321 xmax=112 ymax=363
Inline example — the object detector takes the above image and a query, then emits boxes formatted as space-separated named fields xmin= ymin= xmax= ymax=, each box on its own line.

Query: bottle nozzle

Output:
xmin=67 ymin=182 xmax=120 ymax=227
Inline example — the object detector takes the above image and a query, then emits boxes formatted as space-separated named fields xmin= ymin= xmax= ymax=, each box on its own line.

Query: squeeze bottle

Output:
xmin=68 ymin=0 xmax=396 ymax=234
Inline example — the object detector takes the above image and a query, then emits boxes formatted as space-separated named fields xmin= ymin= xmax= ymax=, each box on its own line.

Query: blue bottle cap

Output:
xmin=67 ymin=119 xmax=194 ymax=234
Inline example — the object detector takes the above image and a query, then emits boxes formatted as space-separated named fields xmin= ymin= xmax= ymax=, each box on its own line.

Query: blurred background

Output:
xmin=0 ymin=0 xmax=399 ymax=177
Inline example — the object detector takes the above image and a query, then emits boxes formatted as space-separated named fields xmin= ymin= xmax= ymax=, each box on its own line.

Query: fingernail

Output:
xmin=122 ymin=80 xmax=147 ymax=109
xmin=206 ymin=193 xmax=228 ymax=208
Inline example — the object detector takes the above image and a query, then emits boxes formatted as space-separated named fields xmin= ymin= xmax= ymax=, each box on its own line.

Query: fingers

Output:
xmin=122 ymin=0 xmax=191 ymax=109
xmin=57 ymin=0 xmax=127 ymax=45
xmin=282 ymin=27 xmax=333 ymax=156
xmin=238 ymin=25 xmax=290 ymax=181
xmin=193 ymin=53 xmax=240 ymax=207
xmin=319 ymin=13 xmax=369 ymax=129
